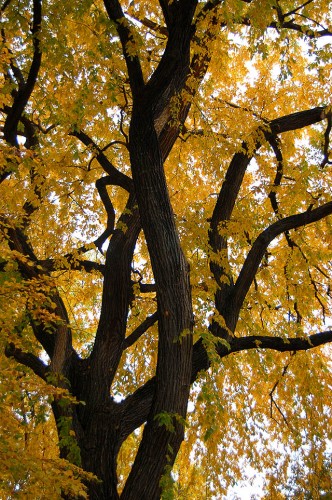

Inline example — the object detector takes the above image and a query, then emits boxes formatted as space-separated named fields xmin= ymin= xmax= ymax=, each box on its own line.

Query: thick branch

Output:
xmin=137 ymin=281 xmax=156 ymax=294
xmin=3 ymin=0 xmax=42 ymax=145
xmin=103 ymin=0 xmax=144 ymax=99
xmin=121 ymin=326 xmax=332 ymax=440
xmin=267 ymin=134 xmax=284 ymax=217
xmin=124 ymin=312 xmax=158 ymax=349
xmin=270 ymin=19 xmax=332 ymax=38
xmin=270 ymin=106 xmax=327 ymax=134
xmin=209 ymin=107 xmax=328 ymax=288
xmin=84 ymin=192 xmax=141 ymax=408
xmin=5 ymin=342 xmax=48 ymax=380
xmin=120 ymin=378 xmax=156 ymax=442
xmin=157 ymin=0 xmax=218 ymax=158
xmin=231 ymin=330 xmax=332 ymax=354
xmin=71 ymin=130 xmax=133 ymax=193
xmin=38 ymin=256 xmax=104 ymax=274
xmin=232 ymin=201 xmax=332 ymax=312
xmin=94 ymin=176 xmax=116 ymax=252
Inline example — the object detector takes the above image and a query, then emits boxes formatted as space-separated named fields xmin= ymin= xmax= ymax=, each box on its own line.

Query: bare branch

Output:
xmin=270 ymin=397 xmax=290 ymax=427
xmin=269 ymin=356 xmax=293 ymax=428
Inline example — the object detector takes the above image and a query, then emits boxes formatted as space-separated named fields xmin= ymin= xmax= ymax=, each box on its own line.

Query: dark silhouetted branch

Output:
xmin=103 ymin=0 xmax=145 ymax=99
xmin=5 ymin=342 xmax=49 ymax=380
xmin=231 ymin=330 xmax=332 ymax=354
xmin=3 ymin=0 xmax=42 ymax=145
xmin=71 ymin=130 xmax=133 ymax=193
xmin=232 ymin=201 xmax=332 ymax=311
xmin=124 ymin=312 xmax=158 ymax=349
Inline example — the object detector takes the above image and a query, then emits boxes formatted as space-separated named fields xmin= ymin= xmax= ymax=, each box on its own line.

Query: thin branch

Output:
xmin=119 ymin=107 xmax=129 ymax=145
xmin=221 ymin=99 xmax=268 ymax=122
xmin=269 ymin=355 xmax=292 ymax=428
xmin=124 ymin=312 xmax=158 ymax=349
xmin=122 ymin=325 xmax=332 ymax=438
xmin=33 ymin=120 xmax=57 ymax=135
xmin=266 ymin=134 xmax=302 ymax=251
xmin=270 ymin=357 xmax=292 ymax=428
xmin=295 ymin=12 xmax=327 ymax=32
xmin=1 ymin=34 xmax=25 ymax=90
xmin=199 ymin=2 xmax=332 ymax=39
xmin=101 ymin=139 xmax=128 ymax=152
xmin=283 ymin=0 xmax=314 ymax=18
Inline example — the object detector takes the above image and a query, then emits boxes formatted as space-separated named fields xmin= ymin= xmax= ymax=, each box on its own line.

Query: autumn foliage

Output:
xmin=1 ymin=0 xmax=332 ymax=498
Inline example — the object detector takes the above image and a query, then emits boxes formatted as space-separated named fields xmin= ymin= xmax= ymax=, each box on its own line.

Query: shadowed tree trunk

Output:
xmin=1 ymin=0 xmax=332 ymax=498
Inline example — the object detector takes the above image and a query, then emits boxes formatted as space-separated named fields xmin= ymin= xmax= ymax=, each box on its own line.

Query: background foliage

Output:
xmin=1 ymin=0 xmax=332 ymax=497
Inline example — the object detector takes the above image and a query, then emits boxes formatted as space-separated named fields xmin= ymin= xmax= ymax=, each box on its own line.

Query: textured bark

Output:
xmin=3 ymin=1 xmax=332 ymax=499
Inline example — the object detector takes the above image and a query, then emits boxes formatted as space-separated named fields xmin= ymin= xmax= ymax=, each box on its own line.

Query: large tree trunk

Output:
xmin=119 ymin=97 xmax=194 ymax=498
xmin=54 ymin=396 xmax=123 ymax=500
xmin=79 ymin=416 xmax=121 ymax=500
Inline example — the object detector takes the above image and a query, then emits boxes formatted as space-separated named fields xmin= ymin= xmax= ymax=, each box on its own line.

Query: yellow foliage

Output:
xmin=1 ymin=0 xmax=332 ymax=497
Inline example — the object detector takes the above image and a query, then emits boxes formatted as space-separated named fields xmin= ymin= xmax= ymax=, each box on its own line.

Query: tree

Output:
xmin=1 ymin=0 xmax=332 ymax=497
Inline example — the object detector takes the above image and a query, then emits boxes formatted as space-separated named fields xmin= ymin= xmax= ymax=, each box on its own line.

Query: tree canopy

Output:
xmin=1 ymin=0 xmax=332 ymax=498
